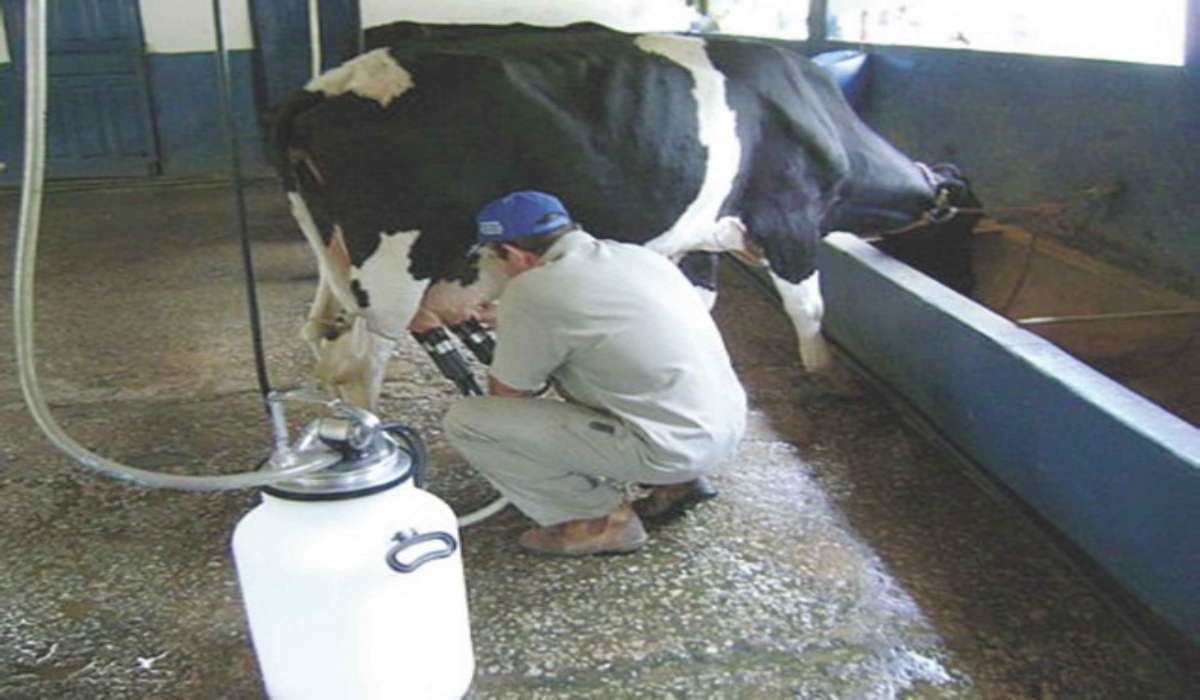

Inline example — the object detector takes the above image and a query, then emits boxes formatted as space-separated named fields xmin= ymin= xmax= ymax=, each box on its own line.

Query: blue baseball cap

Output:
xmin=475 ymin=190 xmax=572 ymax=244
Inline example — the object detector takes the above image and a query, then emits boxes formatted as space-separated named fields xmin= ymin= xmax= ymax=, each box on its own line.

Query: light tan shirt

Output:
xmin=491 ymin=229 xmax=746 ymax=472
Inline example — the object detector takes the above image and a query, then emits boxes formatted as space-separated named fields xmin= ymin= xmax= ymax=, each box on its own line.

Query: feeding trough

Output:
xmin=972 ymin=223 xmax=1199 ymax=426
xmin=819 ymin=230 xmax=1200 ymax=649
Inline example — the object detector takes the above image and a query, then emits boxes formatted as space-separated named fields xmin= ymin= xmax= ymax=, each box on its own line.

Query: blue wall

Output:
xmin=0 ymin=0 xmax=344 ymax=185
xmin=146 ymin=51 xmax=266 ymax=176
xmin=0 ymin=49 xmax=266 ymax=184
xmin=853 ymin=45 xmax=1200 ymax=296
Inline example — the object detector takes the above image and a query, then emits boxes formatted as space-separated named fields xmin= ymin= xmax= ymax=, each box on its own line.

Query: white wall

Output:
xmin=360 ymin=0 xmax=700 ymax=31
xmin=0 ymin=3 xmax=252 ymax=64
xmin=0 ymin=7 xmax=10 ymax=64
xmin=140 ymin=0 xmax=254 ymax=53
xmin=0 ymin=1 xmax=701 ymax=65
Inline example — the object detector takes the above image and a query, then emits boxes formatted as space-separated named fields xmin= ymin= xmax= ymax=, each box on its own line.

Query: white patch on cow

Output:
xmin=771 ymin=270 xmax=832 ymax=371
xmin=350 ymin=232 xmax=427 ymax=340
xmin=291 ymin=187 xmax=428 ymax=405
xmin=306 ymin=48 xmax=413 ymax=107
xmin=309 ymin=228 xmax=424 ymax=408
xmin=634 ymin=35 xmax=743 ymax=258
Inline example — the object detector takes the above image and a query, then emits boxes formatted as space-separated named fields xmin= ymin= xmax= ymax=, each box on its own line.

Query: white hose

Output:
xmin=12 ymin=2 xmax=514 ymax=520
xmin=10 ymin=0 xmax=333 ymax=490
xmin=457 ymin=494 xmax=510 ymax=528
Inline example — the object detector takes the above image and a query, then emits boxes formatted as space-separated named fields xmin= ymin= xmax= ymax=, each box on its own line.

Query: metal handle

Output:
xmin=386 ymin=530 xmax=458 ymax=573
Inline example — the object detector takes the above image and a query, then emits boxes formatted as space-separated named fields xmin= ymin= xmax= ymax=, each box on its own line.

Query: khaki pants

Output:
xmin=444 ymin=396 xmax=702 ymax=526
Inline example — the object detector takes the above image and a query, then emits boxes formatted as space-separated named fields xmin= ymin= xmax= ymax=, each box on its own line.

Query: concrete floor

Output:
xmin=1 ymin=180 xmax=1196 ymax=699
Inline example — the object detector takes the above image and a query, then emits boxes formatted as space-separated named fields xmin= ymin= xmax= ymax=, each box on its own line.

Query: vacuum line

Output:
xmin=11 ymin=0 xmax=330 ymax=490
xmin=212 ymin=0 xmax=274 ymax=407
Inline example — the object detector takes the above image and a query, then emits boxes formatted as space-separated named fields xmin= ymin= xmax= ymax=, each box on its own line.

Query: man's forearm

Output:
xmin=487 ymin=374 xmax=537 ymax=398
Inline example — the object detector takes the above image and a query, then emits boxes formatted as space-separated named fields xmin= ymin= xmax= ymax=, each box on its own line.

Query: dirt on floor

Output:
xmin=1 ymin=179 xmax=1196 ymax=698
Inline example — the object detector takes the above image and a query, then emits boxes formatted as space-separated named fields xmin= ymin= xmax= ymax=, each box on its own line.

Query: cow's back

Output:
xmin=275 ymin=22 xmax=974 ymax=290
xmin=276 ymin=25 xmax=722 ymax=281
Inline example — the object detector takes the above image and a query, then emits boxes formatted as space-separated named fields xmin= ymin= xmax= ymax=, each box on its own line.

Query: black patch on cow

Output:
xmin=702 ymin=39 xmax=978 ymax=289
xmin=350 ymin=279 xmax=369 ymax=308
xmin=873 ymin=163 xmax=982 ymax=294
xmin=678 ymin=252 xmax=719 ymax=291
xmin=276 ymin=24 xmax=707 ymax=283
xmin=275 ymin=22 xmax=980 ymax=294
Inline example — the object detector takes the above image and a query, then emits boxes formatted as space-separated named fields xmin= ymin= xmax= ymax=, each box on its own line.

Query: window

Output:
xmin=826 ymin=0 xmax=1187 ymax=66
xmin=702 ymin=0 xmax=811 ymax=39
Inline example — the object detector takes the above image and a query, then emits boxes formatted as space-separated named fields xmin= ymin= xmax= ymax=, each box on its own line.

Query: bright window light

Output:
xmin=704 ymin=0 xmax=812 ymax=39
xmin=826 ymin=0 xmax=1187 ymax=66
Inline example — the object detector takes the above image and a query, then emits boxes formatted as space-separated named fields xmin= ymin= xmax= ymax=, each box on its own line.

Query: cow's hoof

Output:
xmin=811 ymin=361 xmax=862 ymax=398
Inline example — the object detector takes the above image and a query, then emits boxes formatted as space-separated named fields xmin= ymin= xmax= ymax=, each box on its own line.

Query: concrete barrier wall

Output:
xmin=819 ymin=232 xmax=1200 ymax=646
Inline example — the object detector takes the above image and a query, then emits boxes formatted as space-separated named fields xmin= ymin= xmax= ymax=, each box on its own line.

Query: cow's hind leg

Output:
xmin=304 ymin=280 xmax=396 ymax=408
xmin=301 ymin=276 xmax=342 ymax=357
xmin=314 ymin=318 xmax=397 ymax=408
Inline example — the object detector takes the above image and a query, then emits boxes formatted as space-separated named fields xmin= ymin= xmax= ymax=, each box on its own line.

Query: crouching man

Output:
xmin=445 ymin=191 xmax=747 ymax=556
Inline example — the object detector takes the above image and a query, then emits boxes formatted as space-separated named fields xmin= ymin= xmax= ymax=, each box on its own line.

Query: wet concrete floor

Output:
xmin=1 ymin=179 xmax=1196 ymax=698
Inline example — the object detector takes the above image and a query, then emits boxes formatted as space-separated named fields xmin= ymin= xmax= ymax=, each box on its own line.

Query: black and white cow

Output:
xmin=273 ymin=22 xmax=979 ymax=407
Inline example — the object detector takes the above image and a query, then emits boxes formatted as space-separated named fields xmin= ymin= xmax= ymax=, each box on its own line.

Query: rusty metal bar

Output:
xmin=1017 ymin=308 xmax=1200 ymax=327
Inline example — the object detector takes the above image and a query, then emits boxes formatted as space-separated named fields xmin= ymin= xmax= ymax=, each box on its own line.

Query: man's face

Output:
xmin=490 ymin=243 xmax=540 ymax=276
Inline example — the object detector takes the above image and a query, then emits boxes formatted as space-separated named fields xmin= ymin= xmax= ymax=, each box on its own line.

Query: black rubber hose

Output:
xmin=382 ymin=423 xmax=428 ymax=489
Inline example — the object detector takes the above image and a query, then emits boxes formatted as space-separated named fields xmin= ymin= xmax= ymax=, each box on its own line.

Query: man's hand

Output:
xmin=487 ymin=375 xmax=538 ymax=398
xmin=475 ymin=301 xmax=499 ymax=329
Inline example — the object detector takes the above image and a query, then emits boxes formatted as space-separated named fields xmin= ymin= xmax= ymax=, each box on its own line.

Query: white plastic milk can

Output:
xmin=232 ymin=410 xmax=474 ymax=699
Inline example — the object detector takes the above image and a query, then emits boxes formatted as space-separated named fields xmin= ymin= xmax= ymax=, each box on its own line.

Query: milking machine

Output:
xmin=11 ymin=2 xmax=474 ymax=696
xmin=233 ymin=391 xmax=474 ymax=698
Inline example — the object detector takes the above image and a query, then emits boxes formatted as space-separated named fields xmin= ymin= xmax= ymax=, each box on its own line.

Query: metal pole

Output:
xmin=807 ymin=0 xmax=830 ymax=49
xmin=1017 ymin=308 xmax=1200 ymax=327
xmin=1187 ymin=0 xmax=1199 ymax=74
xmin=309 ymin=0 xmax=322 ymax=77
xmin=211 ymin=0 xmax=273 ymax=405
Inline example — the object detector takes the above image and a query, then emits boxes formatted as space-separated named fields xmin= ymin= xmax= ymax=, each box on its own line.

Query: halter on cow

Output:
xmin=272 ymin=22 xmax=980 ymax=407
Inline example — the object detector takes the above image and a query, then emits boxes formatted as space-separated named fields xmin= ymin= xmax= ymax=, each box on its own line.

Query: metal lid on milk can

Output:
xmin=260 ymin=399 xmax=417 ymax=501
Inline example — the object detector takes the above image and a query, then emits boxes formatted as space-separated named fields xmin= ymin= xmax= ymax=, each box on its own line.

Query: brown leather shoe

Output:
xmin=632 ymin=476 xmax=718 ymax=524
xmin=519 ymin=503 xmax=648 ymax=557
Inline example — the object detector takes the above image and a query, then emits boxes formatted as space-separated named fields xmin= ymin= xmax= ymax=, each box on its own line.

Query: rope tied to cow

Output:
xmin=860 ymin=201 xmax=1070 ymax=243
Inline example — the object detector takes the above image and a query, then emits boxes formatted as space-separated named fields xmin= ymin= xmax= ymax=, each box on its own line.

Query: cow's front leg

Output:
xmin=770 ymin=270 xmax=832 ymax=372
xmin=646 ymin=216 xmax=749 ymax=309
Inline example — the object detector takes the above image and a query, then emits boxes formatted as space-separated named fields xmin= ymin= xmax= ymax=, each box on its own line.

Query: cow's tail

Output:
xmin=268 ymin=90 xmax=327 ymax=192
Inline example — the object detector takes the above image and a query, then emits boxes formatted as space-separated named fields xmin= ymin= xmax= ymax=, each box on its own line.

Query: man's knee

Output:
xmin=443 ymin=398 xmax=488 ymax=446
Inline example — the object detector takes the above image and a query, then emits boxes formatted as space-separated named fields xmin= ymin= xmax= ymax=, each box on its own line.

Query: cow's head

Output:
xmin=873 ymin=162 xmax=982 ymax=296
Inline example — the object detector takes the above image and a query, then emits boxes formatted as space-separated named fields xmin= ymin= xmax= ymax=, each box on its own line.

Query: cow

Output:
xmin=272 ymin=22 xmax=979 ymax=408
